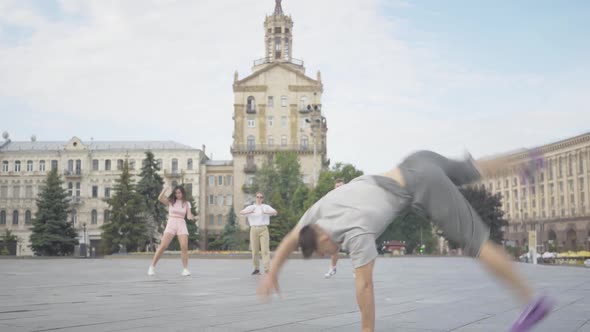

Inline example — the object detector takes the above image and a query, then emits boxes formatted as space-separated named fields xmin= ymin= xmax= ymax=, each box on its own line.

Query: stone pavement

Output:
xmin=0 ymin=256 xmax=589 ymax=332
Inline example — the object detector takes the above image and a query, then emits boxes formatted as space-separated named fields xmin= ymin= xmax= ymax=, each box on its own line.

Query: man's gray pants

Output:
xmin=399 ymin=151 xmax=490 ymax=257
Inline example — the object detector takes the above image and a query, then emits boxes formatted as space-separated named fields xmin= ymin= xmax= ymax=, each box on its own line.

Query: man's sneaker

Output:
xmin=324 ymin=267 xmax=337 ymax=278
xmin=147 ymin=265 xmax=155 ymax=276
xmin=510 ymin=295 xmax=554 ymax=332
xmin=181 ymin=268 xmax=191 ymax=276
xmin=251 ymin=269 xmax=261 ymax=275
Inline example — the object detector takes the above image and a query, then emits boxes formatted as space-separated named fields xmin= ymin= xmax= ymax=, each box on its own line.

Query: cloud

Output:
xmin=0 ymin=0 xmax=588 ymax=174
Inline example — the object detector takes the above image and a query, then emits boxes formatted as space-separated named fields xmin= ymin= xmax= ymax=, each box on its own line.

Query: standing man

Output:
xmin=324 ymin=179 xmax=345 ymax=278
xmin=241 ymin=192 xmax=278 ymax=275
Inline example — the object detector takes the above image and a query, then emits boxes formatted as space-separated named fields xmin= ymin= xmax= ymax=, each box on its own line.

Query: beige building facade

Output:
xmin=477 ymin=132 xmax=590 ymax=251
xmin=0 ymin=136 xmax=203 ymax=256
xmin=231 ymin=0 xmax=328 ymax=225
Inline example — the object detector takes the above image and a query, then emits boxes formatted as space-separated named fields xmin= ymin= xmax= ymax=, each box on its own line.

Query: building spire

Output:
xmin=274 ymin=0 xmax=283 ymax=16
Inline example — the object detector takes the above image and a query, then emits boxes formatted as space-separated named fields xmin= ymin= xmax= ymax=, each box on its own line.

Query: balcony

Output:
xmin=252 ymin=57 xmax=304 ymax=67
xmin=164 ymin=170 xmax=182 ymax=178
xmin=64 ymin=170 xmax=82 ymax=178
xmin=70 ymin=196 xmax=83 ymax=205
xmin=231 ymin=144 xmax=325 ymax=154
xmin=246 ymin=106 xmax=257 ymax=114
xmin=244 ymin=164 xmax=257 ymax=174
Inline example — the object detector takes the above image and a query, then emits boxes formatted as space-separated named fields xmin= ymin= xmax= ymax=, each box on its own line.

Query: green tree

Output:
xmin=100 ymin=160 xmax=148 ymax=254
xmin=1 ymin=229 xmax=19 ymax=255
xmin=136 ymin=151 xmax=166 ymax=244
xmin=377 ymin=210 xmax=437 ymax=255
xmin=459 ymin=186 xmax=508 ymax=244
xmin=209 ymin=207 xmax=243 ymax=250
xmin=30 ymin=169 xmax=79 ymax=256
xmin=305 ymin=162 xmax=364 ymax=208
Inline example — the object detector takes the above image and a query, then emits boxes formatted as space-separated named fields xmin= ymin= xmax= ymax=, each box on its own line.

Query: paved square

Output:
xmin=0 ymin=256 xmax=589 ymax=331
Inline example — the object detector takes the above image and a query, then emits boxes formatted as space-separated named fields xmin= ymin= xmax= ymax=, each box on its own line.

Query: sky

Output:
xmin=1 ymin=0 xmax=589 ymax=174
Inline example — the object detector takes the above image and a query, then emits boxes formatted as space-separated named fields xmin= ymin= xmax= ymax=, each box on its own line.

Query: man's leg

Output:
xmin=401 ymin=155 xmax=551 ymax=331
xmin=250 ymin=227 xmax=260 ymax=272
xmin=324 ymin=254 xmax=338 ymax=278
xmin=260 ymin=226 xmax=271 ymax=272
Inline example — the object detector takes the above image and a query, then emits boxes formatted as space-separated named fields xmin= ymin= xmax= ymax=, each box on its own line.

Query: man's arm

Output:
xmin=355 ymin=260 xmax=375 ymax=332
xmin=240 ymin=205 xmax=254 ymax=215
xmin=263 ymin=204 xmax=278 ymax=216
xmin=257 ymin=224 xmax=302 ymax=298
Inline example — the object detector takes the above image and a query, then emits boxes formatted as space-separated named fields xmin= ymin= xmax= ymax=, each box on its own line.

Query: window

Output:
xmin=67 ymin=182 xmax=73 ymax=196
xmin=570 ymin=194 xmax=575 ymax=204
xmin=568 ymin=155 xmax=573 ymax=176
xmin=568 ymin=179 xmax=574 ymax=192
xmin=274 ymin=27 xmax=281 ymax=33
xmin=14 ymin=161 xmax=21 ymax=172
xmin=284 ymin=37 xmax=289 ymax=59
xmin=25 ymin=186 xmax=33 ymax=198
xmin=51 ymin=160 xmax=58 ymax=171
xmin=580 ymin=178 xmax=585 ymax=192
xmin=0 ymin=211 xmax=5 ymax=225
xmin=93 ymin=159 xmax=99 ymax=171
xmin=68 ymin=159 xmax=74 ymax=171
xmin=268 ymin=116 xmax=274 ymax=128
xmin=281 ymin=116 xmax=287 ymax=127
xmin=580 ymin=153 xmax=585 ymax=174
xmin=157 ymin=159 xmax=162 ymax=169
xmin=129 ymin=160 xmax=136 ymax=170
xmin=274 ymin=37 xmax=281 ymax=58
xmin=247 ymin=136 xmax=256 ymax=150
xmin=91 ymin=210 xmax=98 ymax=225
xmin=1 ymin=161 xmax=8 ymax=172
xmin=513 ymin=190 xmax=518 ymax=199
xmin=559 ymin=182 xmax=564 ymax=193
xmin=247 ymin=119 xmax=255 ymax=128
xmin=171 ymin=158 xmax=178 ymax=172
xmin=13 ymin=185 xmax=20 ymax=198
xmin=550 ymin=184 xmax=554 ymax=196
xmin=512 ymin=177 xmax=517 ymax=186
xmin=281 ymin=96 xmax=287 ymax=107
xmin=92 ymin=186 xmax=98 ymax=198
xmin=300 ymin=135 xmax=309 ymax=149
xmin=299 ymin=96 xmax=307 ymax=110
xmin=0 ymin=186 xmax=7 ymax=198
xmin=75 ymin=182 xmax=80 ymax=197
xmin=208 ymin=214 xmax=214 ymax=226
xmin=105 ymin=187 xmax=111 ymax=198
xmin=209 ymin=195 xmax=214 ymax=205
xmin=216 ymin=175 xmax=222 ymax=186
xmin=548 ymin=159 xmax=554 ymax=179
xmin=208 ymin=175 xmax=215 ymax=186
xmin=505 ymin=179 xmax=509 ymax=188
xmin=39 ymin=160 xmax=46 ymax=172
xmin=539 ymin=172 xmax=544 ymax=181
xmin=267 ymin=96 xmax=274 ymax=107
xmin=104 ymin=210 xmax=110 ymax=223
xmin=247 ymin=96 xmax=256 ymax=113
xmin=281 ymin=135 xmax=287 ymax=147
xmin=187 ymin=159 xmax=193 ymax=170
xmin=505 ymin=191 xmax=509 ymax=199
xmin=12 ymin=210 xmax=18 ymax=225
xmin=105 ymin=160 xmax=111 ymax=171
xmin=27 ymin=160 xmax=33 ymax=172
xmin=226 ymin=195 xmax=233 ymax=206
xmin=217 ymin=195 xmax=223 ymax=206
xmin=117 ymin=159 xmax=124 ymax=170
xmin=75 ymin=159 xmax=81 ymax=173
xmin=71 ymin=209 xmax=77 ymax=225
xmin=558 ymin=157 xmax=563 ymax=177
xmin=226 ymin=175 xmax=233 ymax=186
xmin=217 ymin=214 xmax=223 ymax=225
xmin=25 ymin=210 xmax=32 ymax=224
xmin=268 ymin=136 xmax=274 ymax=146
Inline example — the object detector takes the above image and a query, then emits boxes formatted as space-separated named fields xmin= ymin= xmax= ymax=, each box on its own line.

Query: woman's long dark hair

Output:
xmin=168 ymin=185 xmax=187 ymax=206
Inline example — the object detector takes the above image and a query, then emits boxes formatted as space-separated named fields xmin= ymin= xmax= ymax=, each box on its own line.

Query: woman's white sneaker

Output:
xmin=147 ymin=265 xmax=155 ymax=276
xmin=181 ymin=268 xmax=191 ymax=276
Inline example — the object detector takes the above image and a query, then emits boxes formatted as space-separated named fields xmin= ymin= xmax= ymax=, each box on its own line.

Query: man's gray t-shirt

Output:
xmin=298 ymin=175 xmax=412 ymax=268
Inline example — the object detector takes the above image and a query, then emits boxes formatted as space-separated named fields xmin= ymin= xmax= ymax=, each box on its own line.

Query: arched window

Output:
xmin=300 ymin=135 xmax=309 ymax=149
xmin=247 ymin=96 xmax=256 ymax=113
xmin=104 ymin=210 xmax=110 ymax=223
xmin=25 ymin=210 xmax=32 ymax=225
xmin=12 ymin=210 xmax=19 ymax=225
xmin=91 ymin=210 xmax=98 ymax=225
xmin=172 ymin=158 xmax=178 ymax=172
xmin=187 ymin=159 xmax=193 ymax=170
xmin=0 ymin=210 xmax=6 ymax=225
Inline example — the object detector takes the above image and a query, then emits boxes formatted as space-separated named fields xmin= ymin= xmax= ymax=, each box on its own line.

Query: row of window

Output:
xmin=0 ymin=210 xmax=32 ymax=225
xmin=1 ymin=158 xmax=196 ymax=173
xmin=208 ymin=195 xmax=233 ymax=206
xmin=207 ymin=175 xmax=232 ymax=187
xmin=246 ymin=96 xmax=311 ymax=112
xmin=486 ymin=177 xmax=586 ymax=200
xmin=244 ymin=136 xmax=310 ymax=149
